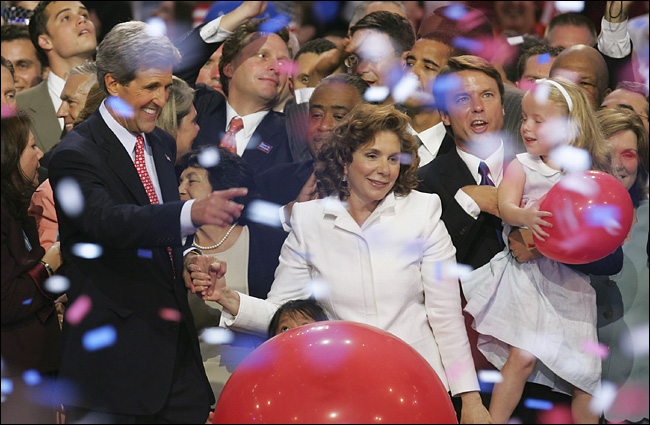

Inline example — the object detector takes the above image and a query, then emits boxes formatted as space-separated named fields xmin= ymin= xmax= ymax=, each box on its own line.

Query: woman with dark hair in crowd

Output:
xmin=1 ymin=110 xmax=63 ymax=423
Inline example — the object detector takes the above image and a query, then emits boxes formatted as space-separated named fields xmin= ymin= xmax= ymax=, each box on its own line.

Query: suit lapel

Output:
xmin=24 ymin=83 xmax=61 ymax=152
xmin=150 ymin=134 xmax=179 ymax=204
xmin=89 ymin=112 xmax=151 ymax=206
xmin=242 ymin=111 xmax=283 ymax=172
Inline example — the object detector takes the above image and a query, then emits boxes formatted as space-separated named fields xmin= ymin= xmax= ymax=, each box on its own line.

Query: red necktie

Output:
xmin=220 ymin=117 xmax=243 ymax=154
xmin=135 ymin=135 xmax=176 ymax=277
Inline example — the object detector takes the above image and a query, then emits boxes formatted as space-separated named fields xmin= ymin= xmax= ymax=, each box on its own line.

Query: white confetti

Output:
xmin=44 ymin=275 xmax=70 ymax=293
xmin=364 ymin=86 xmax=390 ymax=103
xmin=201 ymin=327 xmax=235 ymax=345
xmin=549 ymin=145 xmax=591 ymax=174
xmin=589 ymin=380 xmax=618 ymax=414
xmin=554 ymin=1 xmax=585 ymax=13
xmin=71 ymin=243 xmax=104 ymax=259
xmin=56 ymin=177 xmax=84 ymax=217
xmin=197 ymin=146 xmax=220 ymax=168
xmin=391 ymin=74 xmax=420 ymax=104
xmin=246 ymin=200 xmax=282 ymax=227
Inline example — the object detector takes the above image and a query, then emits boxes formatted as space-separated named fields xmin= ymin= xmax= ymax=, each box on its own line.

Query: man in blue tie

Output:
xmin=417 ymin=55 xmax=509 ymax=270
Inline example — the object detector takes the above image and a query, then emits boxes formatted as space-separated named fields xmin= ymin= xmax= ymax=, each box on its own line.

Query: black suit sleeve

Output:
xmin=49 ymin=146 xmax=186 ymax=250
xmin=567 ymin=246 xmax=624 ymax=276
xmin=173 ymin=23 xmax=222 ymax=85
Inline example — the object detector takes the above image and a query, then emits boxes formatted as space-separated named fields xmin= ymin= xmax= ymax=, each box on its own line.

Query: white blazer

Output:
xmin=222 ymin=190 xmax=480 ymax=395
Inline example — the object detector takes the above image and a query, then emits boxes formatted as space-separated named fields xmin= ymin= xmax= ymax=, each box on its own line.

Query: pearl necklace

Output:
xmin=192 ymin=223 xmax=237 ymax=250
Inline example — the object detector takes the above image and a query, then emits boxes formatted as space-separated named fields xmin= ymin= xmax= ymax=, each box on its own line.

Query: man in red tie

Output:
xmin=173 ymin=2 xmax=294 ymax=175
xmin=48 ymin=20 xmax=246 ymax=423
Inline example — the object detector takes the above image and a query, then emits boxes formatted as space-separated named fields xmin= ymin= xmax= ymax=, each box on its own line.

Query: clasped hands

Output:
xmin=183 ymin=254 xmax=226 ymax=301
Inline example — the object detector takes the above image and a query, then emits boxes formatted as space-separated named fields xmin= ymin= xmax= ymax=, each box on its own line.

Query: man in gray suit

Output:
xmin=17 ymin=1 xmax=97 ymax=153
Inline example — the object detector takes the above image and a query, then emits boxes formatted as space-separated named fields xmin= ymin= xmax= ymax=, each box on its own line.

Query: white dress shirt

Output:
xmin=598 ymin=17 xmax=632 ymax=59
xmin=454 ymin=141 xmax=505 ymax=219
xmin=99 ymin=100 xmax=196 ymax=238
xmin=222 ymin=191 xmax=481 ymax=396
xmin=225 ymin=103 xmax=269 ymax=155
xmin=47 ymin=71 xmax=65 ymax=130
xmin=410 ymin=121 xmax=447 ymax=167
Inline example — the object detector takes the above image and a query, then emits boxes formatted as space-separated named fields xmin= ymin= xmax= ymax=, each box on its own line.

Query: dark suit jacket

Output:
xmin=1 ymin=207 xmax=60 ymax=375
xmin=48 ymin=109 xmax=213 ymax=414
xmin=173 ymin=25 xmax=294 ymax=175
xmin=16 ymin=80 xmax=62 ymax=153
xmin=192 ymin=85 xmax=294 ymax=175
xmin=417 ymin=147 xmax=509 ymax=270
xmin=256 ymin=159 xmax=315 ymax=206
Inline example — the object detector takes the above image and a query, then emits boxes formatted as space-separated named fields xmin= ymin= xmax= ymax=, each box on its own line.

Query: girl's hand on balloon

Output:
xmin=521 ymin=206 xmax=552 ymax=241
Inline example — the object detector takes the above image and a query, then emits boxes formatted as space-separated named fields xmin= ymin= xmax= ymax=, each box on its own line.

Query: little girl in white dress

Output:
xmin=461 ymin=78 xmax=614 ymax=424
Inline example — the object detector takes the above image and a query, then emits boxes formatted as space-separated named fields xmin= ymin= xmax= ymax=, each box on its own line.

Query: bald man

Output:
xmin=549 ymin=44 xmax=611 ymax=109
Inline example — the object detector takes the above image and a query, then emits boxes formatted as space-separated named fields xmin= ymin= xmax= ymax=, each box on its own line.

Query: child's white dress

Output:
xmin=461 ymin=153 xmax=600 ymax=395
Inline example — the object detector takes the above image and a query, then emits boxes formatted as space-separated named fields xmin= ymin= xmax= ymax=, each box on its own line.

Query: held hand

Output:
xmin=183 ymin=254 xmax=214 ymax=294
xmin=521 ymin=204 xmax=552 ymax=241
xmin=296 ymin=172 xmax=319 ymax=203
xmin=191 ymin=188 xmax=247 ymax=228
xmin=42 ymin=241 xmax=62 ymax=272
xmin=462 ymin=185 xmax=500 ymax=218
xmin=508 ymin=227 xmax=543 ymax=263
xmin=460 ymin=392 xmax=493 ymax=424
xmin=201 ymin=260 xmax=228 ymax=301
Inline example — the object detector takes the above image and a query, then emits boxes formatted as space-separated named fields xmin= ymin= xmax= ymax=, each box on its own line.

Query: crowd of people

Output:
xmin=1 ymin=1 xmax=648 ymax=424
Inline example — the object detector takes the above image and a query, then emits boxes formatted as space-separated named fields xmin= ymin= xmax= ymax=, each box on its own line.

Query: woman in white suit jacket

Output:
xmin=196 ymin=104 xmax=492 ymax=423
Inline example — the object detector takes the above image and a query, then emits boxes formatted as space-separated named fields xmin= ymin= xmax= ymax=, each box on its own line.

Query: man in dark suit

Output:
xmin=256 ymin=74 xmax=368 ymax=207
xmin=418 ymin=55 xmax=510 ymax=270
xmin=172 ymin=2 xmax=293 ymax=176
xmin=48 ymin=21 xmax=247 ymax=423
xmin=417 ymin=55 xmax=574 ymax=423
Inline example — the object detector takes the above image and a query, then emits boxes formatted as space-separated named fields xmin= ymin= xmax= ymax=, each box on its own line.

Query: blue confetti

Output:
xmin=524 ymin=398 xmax=554 ymax=410
xmin=22 ymin=298 xmax=33 ymax=305
xmin=105 ymin=96 xmax=135 ymax=119
xmin=313 ymin=1 xmax=340 ymax=25
xmin=1 ymin=378 xmax=13 ymax=395
xmin=83 ymin=325 xmax=117 ymax=352
xmin=452 ymin=37 xmax=483 ymax=54
xmin=137 ymin=249 xmax=153 ymax=259
xmin=259 ymin=14 xmax=291 ymax=34
xmin=444 ymin=4 xmax=468 ymax=20
xmin=584 ymin=205 xmax=622 ymax=228
xmin=537 ymin=53 xmax=551 ymax=64
xmin=23 ymin=369 xmax=42 ymax=386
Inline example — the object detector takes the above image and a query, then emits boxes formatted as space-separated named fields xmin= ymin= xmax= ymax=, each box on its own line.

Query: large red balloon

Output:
xmin=213 ymin=321 xmax=458 ymax=424
xmin=536 ymin=170 xmax=633 ymax=264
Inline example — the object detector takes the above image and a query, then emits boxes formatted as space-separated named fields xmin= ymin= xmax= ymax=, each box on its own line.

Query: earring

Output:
xmin=342 ymin=175 xmax=348 ymax=182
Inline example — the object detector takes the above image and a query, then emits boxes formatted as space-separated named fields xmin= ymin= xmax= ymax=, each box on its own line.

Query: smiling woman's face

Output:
xmin=345 ymin=131 xmax=402 ymax=210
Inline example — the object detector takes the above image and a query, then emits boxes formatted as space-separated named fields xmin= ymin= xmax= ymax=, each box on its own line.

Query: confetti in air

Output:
xmin=56 ymin=177 xmax=84 ymax=217
xmin=145 ymin=17 xmax=167 ymax=37
xmin=581 ymin=340 xmax=610 ymax=359
xmin=478 ymin=370 xmax=504 ymax=384
xmin=524 ymin=398 xmax=554 ymax=410
xmin=589 ymin=380 xmax=618 ymax=414
xmin=391 ymin=74 xmax=420 ymax=104
xmin=82 ymin=325 xmax=117 ymax=352
xmin=452 ymin=37 xmax=483 ymax=54
xmin=549 ymin=145 xmax=591 ymax=174
xmin=246 ymin=200 xmax=282 ymax=227
xmin=201 ymin=327 xmax=235 ymax=345
xmin=444 ymin=4 xmax=468 ymax=20
xmin=259 ymin=14 xmax=291 ymax=34
xmin=105 ymin=96 xmax=135 ymax=119
xmin=554 ymin=1 xmax=586 ymax=13
xmin=364 ymin=86 xmax=390 ymax=103
xmin=507 ymin=36 xmax=524 ymax=46
xmin=65 ymin=295 xmax=92 ymax=326
xmin=137 ymin=249 xmax=153 ymax=259
xmin=198 ymin=146 xmax=220 ymax=168
xmin=159 ymin=308 xmax=182 ymax=322
xmin=44 ymin=275 xmax=70 ymax=293
xmin=537 ymin=53 xmax=552 ymax=64
xmin=71 ymin=243 xmax=104 ymax=259
xmin=23 ymin=370 xmax=42 ymax=386
xmin=1 ymin=378 xmax=14 ymax=395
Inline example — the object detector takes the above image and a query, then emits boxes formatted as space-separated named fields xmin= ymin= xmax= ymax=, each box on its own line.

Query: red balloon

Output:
xmin=213 ymin=321 xmax=458 ymax=424
xmin=536 ymin=170 xmax=633 ymax=264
